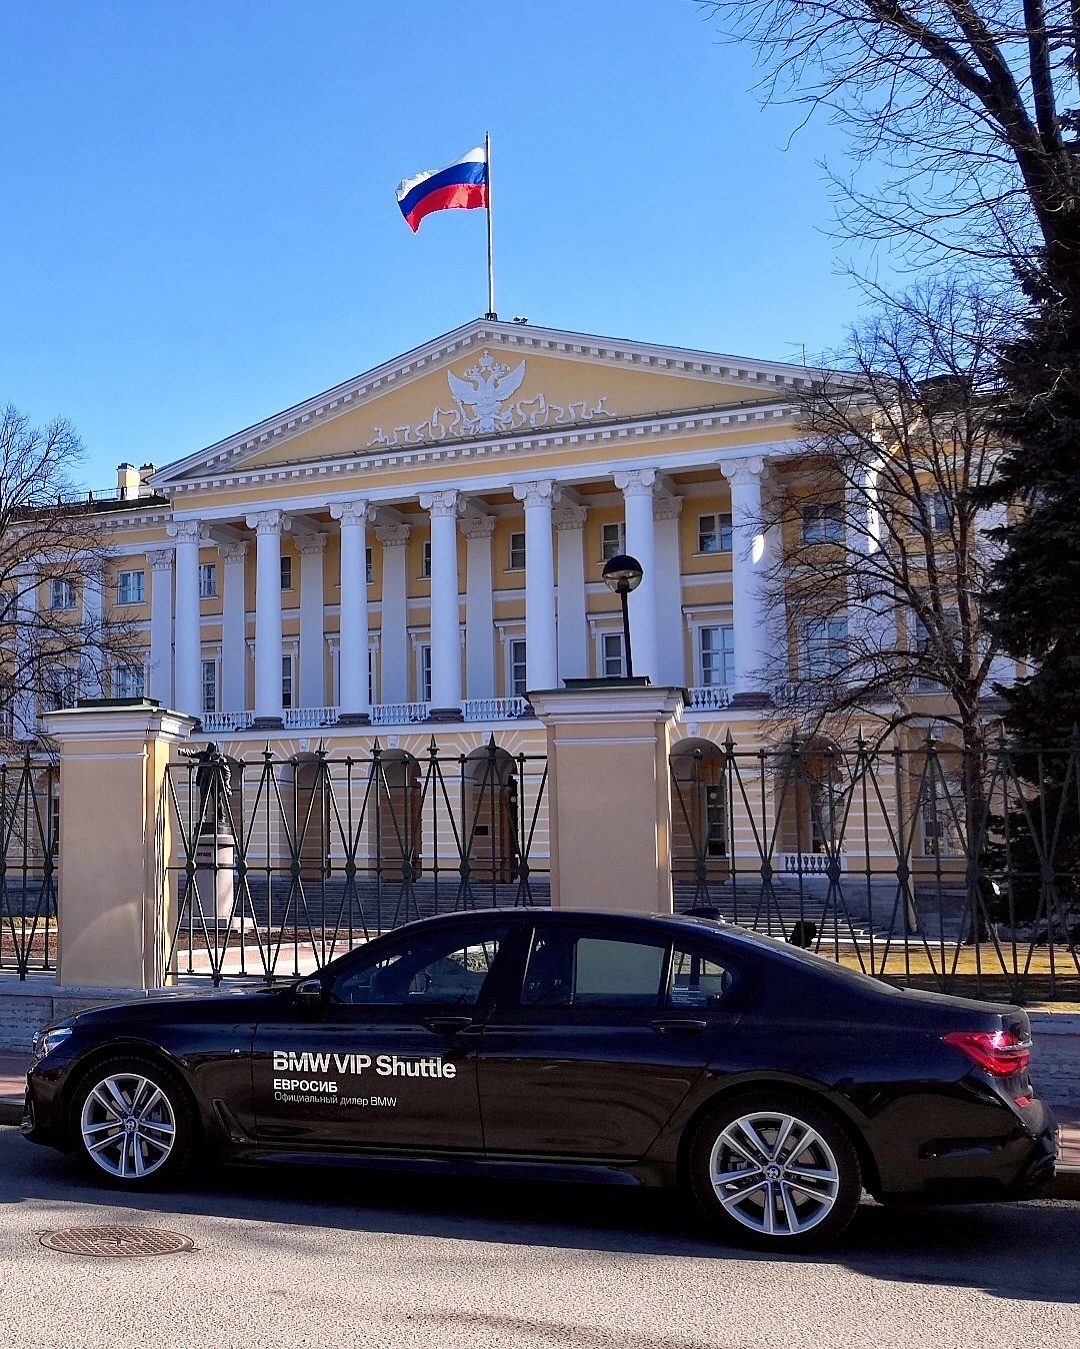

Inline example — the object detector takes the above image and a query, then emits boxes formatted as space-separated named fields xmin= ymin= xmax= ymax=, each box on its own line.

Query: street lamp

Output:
xmin=601 ymin=554 xmax=643 ymax=679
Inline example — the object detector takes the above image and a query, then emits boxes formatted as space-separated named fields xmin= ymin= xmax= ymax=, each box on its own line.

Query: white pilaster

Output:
xmin=330 ymin=502 xmax=373 ymax=721
xmin=81 ymin=561 xmax=105 ymax=698
xmin=512 ymin=480 xmax=559 ymax=691
xmin=166 ymin=520 xmax=203 ymax=716
xmin=461 ymin=514 xmax=496 ymax=701
xmin=377 ymin=524 xmax=410 ymax=704
xmin=653 ymin=493 xmax=685 ymax=687
xmin=245 ymin=509 xmax=290 ymax=725
xmin=219 ymin=542 xmax=248 ymax=714
xmin=614 ymin=469 xmax=659 ymax=682
xmin=419 ymin=489 xmax=463 ymax=714
xmin=296 ymin=533 xmax=328 ymax=709
xmin=719 ymin=457 xmax=770 ymax=697
xmin=846 ymin=468 xmax=894 ymax=663
xmin=146 ymin=548 xmax=175 ymax=708
xmin=553 ymin=502 xmax=588 ymax=683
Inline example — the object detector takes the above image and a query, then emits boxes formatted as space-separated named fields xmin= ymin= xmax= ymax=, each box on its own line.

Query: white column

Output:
xmin=512 ymin=480 xmax=559 ymax=691
xmin=219 ymin=542 xmax=248 ymax=713
xmin=146 ymin=548 xmax=175 ymax=708
xmin=553 ymin=502 xmax=588 ymax=683
xmin=653 ymin=493 xmax=685 ymax=687
xmin=719 ymin=457 xmax=770 ymax=699
xmin=614 ymin=469 xmax=659 ymax=682
xmin=245 ymin=509 xmax=290 ymax=726
xmin=12 ymin=568 xmax=38 ymax=738
xmin=296 ymin=533 xmax=328 ymax=709
xmin=329 ymin=502 xmax=372 ymax=722
xmin=81 ymin=561 xmax=105 ymax=698
xmin=980 ymin=502 xmax=1016 ymax=691
xmin=461 ymin=514 xmax=496 ymax=701
xmin=846 ymin=469 xmax=894 ymax=666
xmin=377 ymin=524 xmax=410 ymax=703
xmin=166 ymin=520 xmax=203 ymax=716
xmin=419 ymin=489 xmax=463 ymax=715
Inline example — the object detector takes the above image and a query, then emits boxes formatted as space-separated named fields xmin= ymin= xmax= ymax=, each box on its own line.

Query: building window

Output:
xmin=115 ymin=569 xmax=145 ymax=605
xmin=44 ymin=667 xmax=78 ymax=712
xmin=113 ymin=664 xmax=145 ymax=699
xmin=697 ymin=513 xmax=733 ymax=554
xmin=366 ymin=547 xmax=374 ymax=585
xmin=0 ymin=679 xmax=14 ymax=738
xmin=282 ymin=654 xmax=294 ymax=709
xmin=368 ymin=646 xmax=376 ymax=704
xmin=419 ymin=644 xmax=432 ymax=702
xmin=700 ymin=625 xmax=735 ymax=687
xmin=420 ymin=540 xmax=432 ymax=579
xmin=201 ymin=659 xmax=218 ymax=715
xmin=602 ymin=632 xmax=625 ymax=678
xmin=49 ymin=578 xmax=76 ymax=611
xmin=280 ymin=555 xmax=292 ymax=591
xmin=929 ymin=493 xmax=954 ymax=533
xmin=508 ymin=532 xmax=526 ymax=570
xmin=199 ymin=563 xmax=217 ymax=598
xmin=912 ymin=612 xmax=956 ymax=690
xmin=601 ymin=522 xmax=625 ymax=561
xmin=801 ymin=502 xmax=844 ymax=545
xmin=0 ymin=592 xmax=16 ymax=623
xmin=509 ymin=638 xmax=527 ymax=697
xmin=803 ymin=617 xmax=848 ymax=678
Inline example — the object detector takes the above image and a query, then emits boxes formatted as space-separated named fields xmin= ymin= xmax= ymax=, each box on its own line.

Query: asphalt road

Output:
xmin=1 ymin=1127 xmax=1078 ymax=1349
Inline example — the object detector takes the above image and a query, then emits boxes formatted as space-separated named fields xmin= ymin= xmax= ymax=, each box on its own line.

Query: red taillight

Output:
xmin=942 ymin=1029 xmax=1032 ymax=1078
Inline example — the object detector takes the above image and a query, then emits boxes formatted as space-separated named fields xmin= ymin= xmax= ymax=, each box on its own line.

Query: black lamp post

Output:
xmin=601 ymin=554 xmax=643 ymax=679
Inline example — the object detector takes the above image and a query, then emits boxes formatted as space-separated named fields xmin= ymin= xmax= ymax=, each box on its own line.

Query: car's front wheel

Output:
xmin=70 ymin=1055 xmax=195 ymax=1188
xmin=688 ymin=1093 xmax=862 ymax=1250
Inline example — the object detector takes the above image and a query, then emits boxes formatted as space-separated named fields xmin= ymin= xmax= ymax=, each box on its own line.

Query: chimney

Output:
xmin=139 ymin=463 xmax=157 ymax=497
xmin=116 ymin=463 xmax=140 ymax=500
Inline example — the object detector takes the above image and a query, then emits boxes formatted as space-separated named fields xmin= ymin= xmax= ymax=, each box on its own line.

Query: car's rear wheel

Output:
xmin=70 ymin=1055 xmax=195 ymax=1188
xmin=688 ymin=1093 xmax=862 ymax=1251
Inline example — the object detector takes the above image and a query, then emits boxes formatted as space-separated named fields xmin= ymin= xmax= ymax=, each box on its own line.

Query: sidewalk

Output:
xmin=1 ymin=1051 xmax=1078 ymax=1195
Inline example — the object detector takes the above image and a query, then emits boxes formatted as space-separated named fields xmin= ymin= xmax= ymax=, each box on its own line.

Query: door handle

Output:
xmin=650 ymin=1018 xmax=708 ymax=1034
xmin=422 ymin=1016 xmax=475 ymax=1036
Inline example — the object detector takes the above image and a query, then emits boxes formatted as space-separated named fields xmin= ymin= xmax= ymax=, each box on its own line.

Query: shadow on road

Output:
xmin=3 ymin=1128 xmax=1077 ymax=1304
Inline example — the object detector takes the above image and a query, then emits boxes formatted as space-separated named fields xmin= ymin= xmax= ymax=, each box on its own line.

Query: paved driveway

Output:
xmin=0 ymin=1127 xmax=1078 ymax=1349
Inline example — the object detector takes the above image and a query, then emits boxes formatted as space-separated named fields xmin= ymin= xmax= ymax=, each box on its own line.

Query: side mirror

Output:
xmin=294 ymin=978 xmax=325 ymax=1012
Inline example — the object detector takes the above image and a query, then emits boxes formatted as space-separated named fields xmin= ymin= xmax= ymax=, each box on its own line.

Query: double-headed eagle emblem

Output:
xmin=447 ymin=351 xmax=527 ymax=434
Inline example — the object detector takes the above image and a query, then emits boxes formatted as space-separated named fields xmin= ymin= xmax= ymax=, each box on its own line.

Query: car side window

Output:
xmin=667 ymin=946 xmax=734 ymax=1009
xmin=521 ymin=931 xmax=667 ymax=1008
xmin=331 ymin=928 xmax=508 ymax=1006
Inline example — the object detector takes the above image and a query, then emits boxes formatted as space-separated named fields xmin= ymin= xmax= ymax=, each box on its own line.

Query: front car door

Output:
xmin=252 ymin=918 xmax=511 ymax=1152
xmin=478 ymin=918 xmax=745 ymax=1161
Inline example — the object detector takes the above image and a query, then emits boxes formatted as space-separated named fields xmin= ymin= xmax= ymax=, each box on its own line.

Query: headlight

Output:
xmin=31 ymin=1027 xmax=73 ymax=1062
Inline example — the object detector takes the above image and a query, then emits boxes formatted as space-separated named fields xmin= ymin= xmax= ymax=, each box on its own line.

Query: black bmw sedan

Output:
xmin=22 ymin=909 xmax=1057 ymax=1250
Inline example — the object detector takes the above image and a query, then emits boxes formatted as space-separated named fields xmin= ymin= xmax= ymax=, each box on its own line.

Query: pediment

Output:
xmin=152 ymin=319 xmax=814 ymax=488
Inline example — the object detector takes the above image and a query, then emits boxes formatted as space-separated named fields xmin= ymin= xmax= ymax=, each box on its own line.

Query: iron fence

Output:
xmin=0 ymin=753 xmax=58 ymax=978
xmin=670 ymin=732 xmax=1080 ymax=1002
xmin=162 ymin=737 xmax=549 ymax=984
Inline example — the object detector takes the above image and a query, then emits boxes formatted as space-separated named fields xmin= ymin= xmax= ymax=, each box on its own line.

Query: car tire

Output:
xmin=70 ymin=1054 xmax=196 ymax=1189
xmin=688 ymin=1092 xmax=863 ymax=1251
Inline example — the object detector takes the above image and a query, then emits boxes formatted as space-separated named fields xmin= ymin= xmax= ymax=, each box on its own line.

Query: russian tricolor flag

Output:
xmin=396 ymin=146 xmax=488 ymax=233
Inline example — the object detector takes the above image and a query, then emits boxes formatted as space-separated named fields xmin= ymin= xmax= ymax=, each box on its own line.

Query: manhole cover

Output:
xmin=39 ymin=1226 xmax=195 ymax=1257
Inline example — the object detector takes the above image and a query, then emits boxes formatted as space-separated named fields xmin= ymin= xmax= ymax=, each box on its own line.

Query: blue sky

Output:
xmin=1 ymin=1 xmax=899 ymax=490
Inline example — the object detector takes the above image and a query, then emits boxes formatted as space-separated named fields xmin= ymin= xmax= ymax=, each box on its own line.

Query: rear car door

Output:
xmin=478 ymin=921 xmax=745 ymax=1161
xmin=252 ymin=919 xmax=510 ymax=1151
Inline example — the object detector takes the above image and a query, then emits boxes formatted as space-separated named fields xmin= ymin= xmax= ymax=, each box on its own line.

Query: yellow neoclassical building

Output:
xmin=54 ymin=318 xmax=815 ymax=745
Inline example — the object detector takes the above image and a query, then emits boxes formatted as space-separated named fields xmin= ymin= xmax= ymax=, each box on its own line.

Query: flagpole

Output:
xmin=485 ymin=131 xmax=496 ymax=319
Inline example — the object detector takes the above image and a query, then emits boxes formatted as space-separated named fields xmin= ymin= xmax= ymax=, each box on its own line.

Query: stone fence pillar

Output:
xmin=43 ymin=701 xmax=196 ymax=989
xmin=529 ymin=684 xmax=684 ymax=914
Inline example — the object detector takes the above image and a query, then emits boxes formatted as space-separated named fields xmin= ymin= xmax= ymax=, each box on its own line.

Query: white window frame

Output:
xmin=601 ymin=631 xmax=626 ymax=678
xmin=508 ymin=531 xmax=526 ymax=571
xmin=115 ymin=569 xmax=145 ymax=606
xmin=280 ymin=555 xmax=293 ymax=592
xmin=801 ymin=502 xmax=845 ymax=545
xmin=418 ymin=643 xmax=432 ymax=702
xmin=365 ymin=547 xmax=374 ymax=586
xmin=697 ymin=513 xmax=733 ymax=555
xmin=601 ymin=522 xmax=626 ymax=562
xmin=44 ymin=666 xmax=78 ymax=712
xmin=113 ymin=663 xmax=146 ymax=699
xmin=420 ymin=540 xmax=432 ymax=579
xmin=699 ymin=623 xmax=735 ymax=687
xmin=281 ymin=653 xmax=294 ymax=710
xmin=803 ymin=616 xmax=848 ymax=679
xmin=201 ymin=658 xmax=218 ymax=715
xmin=198 ymin=562 xmax=217 ymax=599
xmin=508 ymin=637 xmax=528 ymax=697
xmin=49 ymin=578 xmax=76 ymax=612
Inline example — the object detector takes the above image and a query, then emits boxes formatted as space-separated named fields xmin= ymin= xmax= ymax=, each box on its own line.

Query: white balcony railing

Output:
xmin=778 ymin=851 xmax=847 ymax=875
xmin=283 ymin=707 xmax=340 ymax=729
xmin=461 ymin=696 xmax=531 ymax=721
xmin=686 ymin=685 xmax=733 ymax=711
xmin=370 ymin=702 xmax=431 ymax=725
xmin=201 ymin=711 xmax=255 ymax=732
